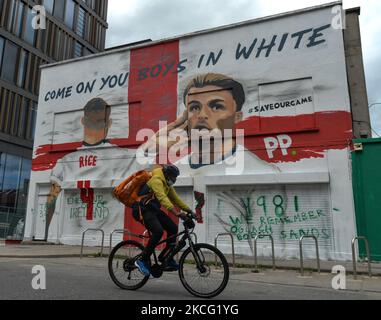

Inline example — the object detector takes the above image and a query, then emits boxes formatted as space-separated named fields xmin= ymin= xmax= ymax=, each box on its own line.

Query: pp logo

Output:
xmin=264 ymin=135 xmax=292 ymax=159
xmin=32 ymin=265 xmax=46 ymax=290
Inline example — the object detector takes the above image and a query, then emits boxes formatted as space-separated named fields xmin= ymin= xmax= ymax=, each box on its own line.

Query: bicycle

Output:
xmin=108 ymin=213 xmax=230 ymax=298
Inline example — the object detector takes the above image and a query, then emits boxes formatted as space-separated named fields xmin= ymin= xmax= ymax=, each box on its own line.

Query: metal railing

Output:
xmin=80 ymin=229 xmax=105 ymax=258
xmin=109 ymin=229 xmax=133 ymax=253
xmin=352 ymin=236 xmax=372 ymax=279
xmin=215 ymin=233 xmax=235 ymax=268
xmin=252 ymin=234 xmax=276 ymax=272
xmin=299 ymin=235 xmax=320 ymax=276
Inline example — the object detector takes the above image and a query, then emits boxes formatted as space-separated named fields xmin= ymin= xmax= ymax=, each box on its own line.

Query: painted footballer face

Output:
xmin=186 ymin=85 xmax=243 ymax=133
xmin=81 ymin=111 xmax=112 ymax=146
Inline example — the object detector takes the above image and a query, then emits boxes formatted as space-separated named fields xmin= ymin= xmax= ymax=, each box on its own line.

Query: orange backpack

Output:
xmin=113 ymin=170 xmax=153 ymax=208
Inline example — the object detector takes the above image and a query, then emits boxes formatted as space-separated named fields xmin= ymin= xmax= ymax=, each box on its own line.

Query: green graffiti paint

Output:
xmin=294 ymin=196 xmax=299 ymax=212
xmin=280 ymin=228 xmax=330 ymax=240
xmin=273 ymin=195 xmax=285 ymax=218
xmin=257 ymin=196 xmax=267 ymax=216
xmin=68 ymin=194 xmax=110 ymax=220
xmin=242 ymin=197 xmax=254 ymax=223
xmin=218 ymin=191 xmax=331 ymax=244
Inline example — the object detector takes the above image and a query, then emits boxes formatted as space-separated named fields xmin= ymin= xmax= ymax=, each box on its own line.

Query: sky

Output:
xmin=105 ymin=0 xmax=381 ymax=136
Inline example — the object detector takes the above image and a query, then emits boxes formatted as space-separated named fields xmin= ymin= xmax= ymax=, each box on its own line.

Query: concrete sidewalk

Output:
xmin=0 ymin=243 xmax=99 ymax=258
xmin=1 ymin=243 xmax=380 ymax=278
xmin=230 ymin=268 xmax=381 ymax=294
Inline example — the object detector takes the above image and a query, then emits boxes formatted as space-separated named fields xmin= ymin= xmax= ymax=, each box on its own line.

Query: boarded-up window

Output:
xmin=52 ymin=103 xmax=133 ymax=147
xmin=207 ymin=184 xmax=333 ymax=250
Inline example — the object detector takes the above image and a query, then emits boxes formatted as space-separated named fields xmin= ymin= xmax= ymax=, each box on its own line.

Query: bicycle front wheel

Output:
xmin=179 ymin=243 xmax=229 ymax=298
xmin=108 ymin=240 xmax=150 ymax=291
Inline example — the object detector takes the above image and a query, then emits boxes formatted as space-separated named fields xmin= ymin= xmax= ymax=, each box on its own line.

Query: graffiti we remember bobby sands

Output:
xmin=26 ymin=5 xmax=356 ymax=259
xmin=209 ymin=186 xmax=332 ymax=249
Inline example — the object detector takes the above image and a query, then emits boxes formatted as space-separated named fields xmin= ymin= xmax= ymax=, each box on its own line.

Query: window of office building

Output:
xmin=1 ymin=154 xmax=21 ymax=209
xmin=76 ymin=6 xmax=86 ymax=38
xmin=86 ymin=15 xmax=92 ymax=42
xmin=53 ymin=0 xmax=65 ymax=21
xmin=10 ymin=95 xmax=21 ymax=136
xmin=0 ymin=153 xmax=31 ymax=239
xmin=8 ymin=0 xmax=24 ymax=37
xmin=2 ymin=91 xmax=14 ymax=133
xmin=65 ymin=0 xmax=75 ymax=29
xmin=54 ymin=29 xmax=62 ymax=60
xmin=44 ymin=0 xmax=54 ymax=14
xmin=74 ymin=41 xmax=83 ymax=57
xmin=0 ymin=37 xmax=4 ymax=70
xmin=1 ymin=41 xmax=19 ymax=84
xmin=16 ymin=157 xmax=31 ymax=212
xmin=87 ymin=0 xmax=96 ymax=10
xmin=29 ymin=102 xmax=37 ymax=139
xmin=17 ymin=49 xmax=29 ymax=88
xmin=18 ymin=98 xmax=29 ymax=138
xmin=24 ymin=7 xmax=37 ymax=45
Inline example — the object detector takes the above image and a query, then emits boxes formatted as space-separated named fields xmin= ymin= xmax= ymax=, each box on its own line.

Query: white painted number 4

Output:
xmin=32 ymin=265 xmax=46 ymax=290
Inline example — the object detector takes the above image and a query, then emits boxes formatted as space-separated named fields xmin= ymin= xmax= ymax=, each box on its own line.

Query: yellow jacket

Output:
xmin=147 ymin=168 xmax=190 ymax=212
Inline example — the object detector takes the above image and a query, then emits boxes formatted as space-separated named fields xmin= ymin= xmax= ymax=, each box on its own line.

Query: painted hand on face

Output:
xmin=50 ymin=182 xmax=62 ymax=197
xmin=141 ymin=110 xmax=189 ymax=156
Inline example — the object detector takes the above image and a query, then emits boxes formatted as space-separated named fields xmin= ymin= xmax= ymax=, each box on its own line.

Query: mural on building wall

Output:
xmin=43 ymin=98 xmax=140 ymax=240
xmin=26 ymin=5 xmax=356 ymax=257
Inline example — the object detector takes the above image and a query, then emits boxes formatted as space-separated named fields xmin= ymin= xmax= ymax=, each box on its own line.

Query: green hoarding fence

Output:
xmin=352 ymin=138 xmax=381 ymax=261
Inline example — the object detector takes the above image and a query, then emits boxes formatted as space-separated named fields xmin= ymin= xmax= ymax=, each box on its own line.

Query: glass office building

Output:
xmin=0 ymin=0 xmax=109 ymax=239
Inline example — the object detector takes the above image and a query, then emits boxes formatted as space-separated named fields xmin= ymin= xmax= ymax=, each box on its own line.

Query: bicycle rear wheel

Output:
xmin=179 ymin=243 xmax=229 ymax=298
xmin=108 ymin=240 xmax=150 ymax=290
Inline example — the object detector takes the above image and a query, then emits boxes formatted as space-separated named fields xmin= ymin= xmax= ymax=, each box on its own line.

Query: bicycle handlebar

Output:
xmin=180 ymin=212 xmax=197 ymax=221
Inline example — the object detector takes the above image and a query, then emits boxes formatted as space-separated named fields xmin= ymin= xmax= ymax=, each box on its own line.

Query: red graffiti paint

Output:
xmin=77 ymin=181 xmax=94 ymax=221
xmin=80 ymin=190 xmax=94 ymax=221
xmin=194 ymin=191 xmax=205 ymax=224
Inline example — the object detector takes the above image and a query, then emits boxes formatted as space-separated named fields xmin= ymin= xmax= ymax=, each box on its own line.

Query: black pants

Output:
xmin=133 ymin=206 xmax=178 ymax=262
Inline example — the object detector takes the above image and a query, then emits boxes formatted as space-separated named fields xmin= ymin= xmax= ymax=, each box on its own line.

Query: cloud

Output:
xmin=106 ymin=0 xmax=264 ymax=47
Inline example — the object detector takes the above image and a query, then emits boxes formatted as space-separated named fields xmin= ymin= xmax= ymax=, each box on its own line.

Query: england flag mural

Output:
xmin=25 ymin=3 xmax=357 ymax=261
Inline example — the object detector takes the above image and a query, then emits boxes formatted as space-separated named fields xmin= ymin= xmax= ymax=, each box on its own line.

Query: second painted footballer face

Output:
xmin=186 ymin=85 xmax=243 ymax=134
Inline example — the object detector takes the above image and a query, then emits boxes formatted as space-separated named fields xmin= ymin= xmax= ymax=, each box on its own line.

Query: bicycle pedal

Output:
xmin=150 ymin=264 xmax=164 ymax=278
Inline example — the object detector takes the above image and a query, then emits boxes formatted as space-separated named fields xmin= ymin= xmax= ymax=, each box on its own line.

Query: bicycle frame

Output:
xmin=150 ymin=224 xmax=197 ymax=268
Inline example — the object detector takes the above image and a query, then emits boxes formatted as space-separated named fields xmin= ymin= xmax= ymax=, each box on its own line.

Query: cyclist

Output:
xmin=132 ymin=164 xmax=194 ymax=277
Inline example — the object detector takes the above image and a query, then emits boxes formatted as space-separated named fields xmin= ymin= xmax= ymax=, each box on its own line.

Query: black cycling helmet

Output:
xmin=162 ymin=164 xmax=180 ymax=178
